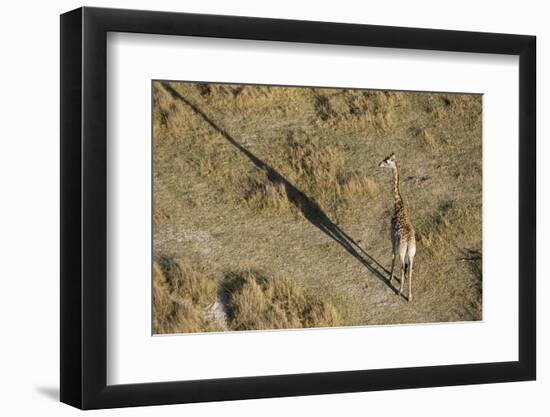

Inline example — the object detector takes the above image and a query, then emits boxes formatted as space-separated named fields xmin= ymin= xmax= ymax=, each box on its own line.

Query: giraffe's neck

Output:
xmin=392 ymin=164 xmax=403 ymax=206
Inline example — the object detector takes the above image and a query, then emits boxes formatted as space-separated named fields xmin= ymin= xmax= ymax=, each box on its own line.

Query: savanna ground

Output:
xmin=152 ymin=80 xmax=482 ymax=334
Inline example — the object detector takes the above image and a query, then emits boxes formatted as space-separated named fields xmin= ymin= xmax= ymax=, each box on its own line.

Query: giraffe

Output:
xmin=378 ymin=153 xmax=416 ymax=301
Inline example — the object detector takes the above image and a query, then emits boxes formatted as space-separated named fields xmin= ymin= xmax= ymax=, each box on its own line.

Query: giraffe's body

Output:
xmin=379 ymin=153 xmax=416 ymax=301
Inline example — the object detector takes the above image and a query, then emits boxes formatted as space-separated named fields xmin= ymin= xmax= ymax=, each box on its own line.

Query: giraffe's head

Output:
xmin=378 ymin=152 xmax=397 ymax=169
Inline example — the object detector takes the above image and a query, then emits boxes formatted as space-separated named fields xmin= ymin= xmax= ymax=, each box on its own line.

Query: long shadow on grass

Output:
xmin=160 ymin=82 xmax=393 ymax=290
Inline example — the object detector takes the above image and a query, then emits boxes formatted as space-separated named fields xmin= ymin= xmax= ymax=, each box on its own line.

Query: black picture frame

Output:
xmin=60 ymin=6 xmax=536 ymax=410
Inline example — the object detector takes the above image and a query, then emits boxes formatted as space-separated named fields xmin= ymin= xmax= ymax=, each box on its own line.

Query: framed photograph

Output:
xmin=60 ymin=6 xmax=536 ymax=409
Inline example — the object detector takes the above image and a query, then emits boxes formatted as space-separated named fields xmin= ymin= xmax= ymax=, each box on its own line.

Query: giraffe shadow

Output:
xmin=160 ymin=82 xmax=395 ymax=291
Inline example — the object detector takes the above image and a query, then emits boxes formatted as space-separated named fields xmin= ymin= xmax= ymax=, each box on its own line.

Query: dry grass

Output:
xmin=417 ymin=202 xmax=482 ymax=259
xmin=152 ymin=256 xmax=339 ymax=333
xmin=414 ymin=202 xmax=483 ymax=320
xmin=313 ymin=89 xmax=403 ymax=132
xmin=223 ymin=270 xmax=340 ymax=331
xmin=280 ymin=132 xmax=379 ymax=216
xmin=240 ymin=131 xmax=379 ymax=218
xmin=152 ymin=83 xmax=383 ymax=219
xmin=153 ymin=257 xmax=222 ymax=334
xmin=152 ymin=80 xmax=483 ymax=332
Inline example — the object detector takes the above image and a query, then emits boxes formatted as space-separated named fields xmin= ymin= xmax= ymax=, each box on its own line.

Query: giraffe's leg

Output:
xmin=389 ymin=253 xmax=395 ymax=284
xmin=407 ymin=240 xmax=416 ymax=302
xmin=408 ymin=257 xmax=414 ymax=302
xmin=398 ymin=246 xmax=406 ymax=296
xmin=399 ymin=262 xmax=405 ymax=296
